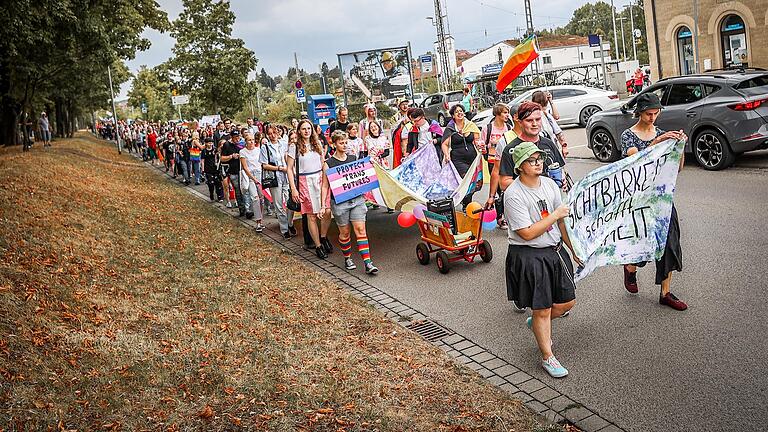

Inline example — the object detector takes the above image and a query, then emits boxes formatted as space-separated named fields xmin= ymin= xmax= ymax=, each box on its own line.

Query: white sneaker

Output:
xmin=225 ymin=202 xmax=233 ymax=208
xmin=542 ymin=355 xmax=568 ymax=378
xmin=365 ymin=262 xmax=379 ymax=275
xmin=255 ymin=224 xmax=264 ymax=233
xmin=344 ymin=258 xmax=356 ymax=270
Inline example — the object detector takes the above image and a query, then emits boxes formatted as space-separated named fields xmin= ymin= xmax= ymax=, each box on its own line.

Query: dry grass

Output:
xmin=0 ymin=134 xmax=540 ymax=431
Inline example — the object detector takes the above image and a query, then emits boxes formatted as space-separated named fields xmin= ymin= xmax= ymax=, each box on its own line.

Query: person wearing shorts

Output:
xmin=321 ymin=131 xmax=379 ymax=275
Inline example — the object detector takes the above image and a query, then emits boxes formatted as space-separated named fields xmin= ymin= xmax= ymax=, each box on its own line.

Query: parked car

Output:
xmin=412 ymin=92 xmax=428 ymax=107
xmin=420 ymin=90 xmax=464 ymax=126
xmin=472 ymin=85 xmax=620 ymax=130
xmin=586 ymin=69 xmax=768 ymax=170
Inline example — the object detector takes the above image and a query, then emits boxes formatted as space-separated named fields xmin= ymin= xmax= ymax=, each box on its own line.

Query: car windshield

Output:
xmin=447 ymin=92 xmax=463 ymax=102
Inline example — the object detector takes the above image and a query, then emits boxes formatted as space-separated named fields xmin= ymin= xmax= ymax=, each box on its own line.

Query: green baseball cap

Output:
xmin=513 ymin=142 xmax=542 ymax=173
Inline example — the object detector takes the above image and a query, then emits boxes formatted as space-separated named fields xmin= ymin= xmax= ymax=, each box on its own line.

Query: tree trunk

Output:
xmin=0 ymin=58 xmax=17 ymax=146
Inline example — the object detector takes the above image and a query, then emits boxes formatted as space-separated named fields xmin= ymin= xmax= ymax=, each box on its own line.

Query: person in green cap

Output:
xmin=503 ymin=141 xmax=581 ymax=379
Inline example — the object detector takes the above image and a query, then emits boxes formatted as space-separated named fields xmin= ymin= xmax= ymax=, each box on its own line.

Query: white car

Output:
xmin=412 ymin=92 xmax=428 ymax=107
xmin=472 ymin=85 xmax=621 ymax=129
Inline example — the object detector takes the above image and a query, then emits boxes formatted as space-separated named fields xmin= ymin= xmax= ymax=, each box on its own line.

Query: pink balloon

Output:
xmin=413 ymin=204 xmax=426 ymax=220
xmin=397 ymin=212 xmax=416 ymax=228
xmin=482 ymin=208 xmax=498 ymax=223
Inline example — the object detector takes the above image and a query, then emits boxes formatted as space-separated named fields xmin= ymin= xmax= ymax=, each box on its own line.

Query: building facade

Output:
xmin=459 ymin=36 xmax=612 ymax=78
xmin=644 ymin=0 xmax=768 ymax=80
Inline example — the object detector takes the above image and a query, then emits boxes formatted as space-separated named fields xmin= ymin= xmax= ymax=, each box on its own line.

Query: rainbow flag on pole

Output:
xmin=496 ymin=35 xmax=539 ymax=93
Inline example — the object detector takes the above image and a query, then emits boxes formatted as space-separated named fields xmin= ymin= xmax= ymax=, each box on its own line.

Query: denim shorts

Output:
xmin=331 ymin=195 xmax=367 ymax=226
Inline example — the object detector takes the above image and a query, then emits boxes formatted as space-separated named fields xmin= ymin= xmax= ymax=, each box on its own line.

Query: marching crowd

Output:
xmin=95 ymin=89 xmax=686 ymax=379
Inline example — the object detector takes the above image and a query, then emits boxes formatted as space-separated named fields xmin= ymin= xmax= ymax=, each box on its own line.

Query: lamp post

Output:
xmin=610 ymin=0 xmax=619 ymax=60
xmin=626 ymin=1 xmax=638 ymax=61
xmin=618 ymin=16 xmax=628 ymax=61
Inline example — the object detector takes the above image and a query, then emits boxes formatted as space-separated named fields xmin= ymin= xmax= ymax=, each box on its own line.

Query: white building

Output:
xmin=460 ymin=36 xmax=613 ymax=81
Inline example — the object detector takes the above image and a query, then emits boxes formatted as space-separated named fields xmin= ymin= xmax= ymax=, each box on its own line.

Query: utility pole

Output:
xmin=523 ymin=0 xmax=541 ymax=83
xmin=294 ymin=52 xmax=305 ymax=111
xmin=433 ymin=0 xmax=451 ymax=90
xmin=610 ymin=0 xmax=619 ymax=61
xmin=618 ymin=17 xmax=627 ymax=61
xmin=627 ymin=1 xmax=638 ymax=61
xmin=107 ymin=65 xmax=122 ymax=154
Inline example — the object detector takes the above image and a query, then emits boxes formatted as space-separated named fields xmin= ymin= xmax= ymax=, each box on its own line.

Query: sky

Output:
xmin=120 ymin=0 xmax=621 ymax=97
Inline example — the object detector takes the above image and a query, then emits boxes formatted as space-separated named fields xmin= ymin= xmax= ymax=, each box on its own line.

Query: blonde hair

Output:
xmin=331 ymin=130 xmax=348 ymax=144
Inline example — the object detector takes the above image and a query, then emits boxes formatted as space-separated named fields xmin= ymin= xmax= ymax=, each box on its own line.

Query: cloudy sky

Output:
xmin=121 ymin=0 xmax=614 ymax=97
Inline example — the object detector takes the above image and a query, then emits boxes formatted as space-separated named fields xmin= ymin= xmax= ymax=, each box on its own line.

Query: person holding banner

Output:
xmin=620 ymin=93 xmax=688 ymax=311
xmin=320 ymin=131 xmax=379 ymax=275
xmin=287 ymin=120 xmax=333 ymax=259
xmin=504 ymin=142 xmax=580 ymax=378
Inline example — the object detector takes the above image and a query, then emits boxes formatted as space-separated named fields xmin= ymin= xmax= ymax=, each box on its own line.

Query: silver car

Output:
xmin=420 ymin=90 xmax=464 ymax=126
xmin=586 ymin=69 xmax=768 ymax=170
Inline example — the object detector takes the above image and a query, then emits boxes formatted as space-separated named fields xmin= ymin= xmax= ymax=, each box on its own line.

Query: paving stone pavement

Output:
xmin=135 ymin=153 xmax=626 ymax=432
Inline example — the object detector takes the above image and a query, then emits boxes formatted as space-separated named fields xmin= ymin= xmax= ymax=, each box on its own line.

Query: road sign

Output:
xmin=588 ymin=34 xmax=601 ymax=47
xmin=296 ymin=88 xmax=306 ymax=103
xmin=295 ymin=80 xmax=303 ymax=89
xmin=420 ymin=55 xmax=433 ymax=73
xmin=482 ymin=62 xmax=503 ymax=75
xmin=172 ymin=95 xmax=190 ymax=106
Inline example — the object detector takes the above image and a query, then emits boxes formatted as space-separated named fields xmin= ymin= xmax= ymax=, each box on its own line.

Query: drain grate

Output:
xmin=405 ymin=320 xmax=452 ymax=342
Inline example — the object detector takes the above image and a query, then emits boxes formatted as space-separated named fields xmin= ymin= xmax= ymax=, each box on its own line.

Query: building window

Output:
xmin=720 ymin=14 xmax=747 ymax=68
xmin=593 ymin=50 xmax=609 ymax=59
xmin=676 ymin=26 xmax=695 ymax=75
xmin=543 ymin=56 xmax=552 ymax=65
xmin=580 ymin=52 xmax=584 ymax=60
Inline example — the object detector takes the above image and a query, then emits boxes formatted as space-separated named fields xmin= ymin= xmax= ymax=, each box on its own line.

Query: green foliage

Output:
xmin=128 ymin=66 xmax=175 ymax=122
xmin=0 ymin=0 xmax=169 ymax=144
xmin=167 ymin=0 xmax=257 ymax=118
xmin=559 ymin=0 xmax=649 ymax=64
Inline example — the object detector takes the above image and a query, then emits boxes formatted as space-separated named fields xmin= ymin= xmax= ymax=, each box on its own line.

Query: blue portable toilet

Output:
xmin=307 ymin=94 xmax=337 ymax=133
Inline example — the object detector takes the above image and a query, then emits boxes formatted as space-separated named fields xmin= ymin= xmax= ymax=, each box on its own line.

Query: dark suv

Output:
xmin=586 ymin=69 xmax=768 ymax=170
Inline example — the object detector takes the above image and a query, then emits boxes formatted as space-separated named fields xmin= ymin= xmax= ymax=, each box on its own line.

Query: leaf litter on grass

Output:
xmin=0 ymin=134 xmax=542 ymax=431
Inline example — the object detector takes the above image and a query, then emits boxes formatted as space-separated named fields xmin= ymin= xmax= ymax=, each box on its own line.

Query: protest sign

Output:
xmin=565 ymin=139 xmax=685 ymax=281
xmin=327 ymin=157 xmax=380 ymax=204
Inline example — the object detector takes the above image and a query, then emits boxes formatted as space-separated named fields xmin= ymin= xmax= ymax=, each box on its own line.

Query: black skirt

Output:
xmin=632 ymin=204 xmax=682 ymax=284
xmin=505 ymin=244 xmax=577 ymax=310
xmin=655 ymin=204 xmax=682 ymax=284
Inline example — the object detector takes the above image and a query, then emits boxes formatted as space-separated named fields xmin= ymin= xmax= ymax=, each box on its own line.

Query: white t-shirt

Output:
xmin=239 ymin=147 xmax=262 ymax=179
xmin=504 ymin=176 xmax=563 ymax=247
xmin=288 ymin=143 xmax=324 ymax=174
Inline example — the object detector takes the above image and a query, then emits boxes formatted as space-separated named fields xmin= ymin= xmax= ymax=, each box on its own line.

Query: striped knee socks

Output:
xmin=339 ymin=236 xmax=353 ymax=259
xmin=356 ymin=236 xmax=371 ymax=265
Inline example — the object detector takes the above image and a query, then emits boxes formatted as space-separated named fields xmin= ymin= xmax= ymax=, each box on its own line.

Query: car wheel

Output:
xmin=579 ymin=105 xmax=602 ymax=127
xmin=590 ymin=128 xmax=620 ymax=162
xmin=693 ymin=129 xmax=735 ymax=170
xmin=438 ymin=114 xmax=446 ymax=127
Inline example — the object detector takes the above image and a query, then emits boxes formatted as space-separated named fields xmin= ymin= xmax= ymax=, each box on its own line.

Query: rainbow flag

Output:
xmin=496 ymin=35 xmax=539 ymax=93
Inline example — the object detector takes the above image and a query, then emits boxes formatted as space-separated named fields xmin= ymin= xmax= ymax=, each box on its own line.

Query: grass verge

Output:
xmin=1 ymin=134 xmax=541 ymax=430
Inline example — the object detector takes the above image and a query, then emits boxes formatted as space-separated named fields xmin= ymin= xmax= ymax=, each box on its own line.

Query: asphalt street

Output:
xmin=180 ymin=130 xmax=768 ymax=431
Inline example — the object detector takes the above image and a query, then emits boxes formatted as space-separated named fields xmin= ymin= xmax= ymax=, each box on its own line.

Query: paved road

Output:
xmin=174 ymin=132 xmax=768 ymax=431
xmin=240 ymin=154 xmax=768 ymax=432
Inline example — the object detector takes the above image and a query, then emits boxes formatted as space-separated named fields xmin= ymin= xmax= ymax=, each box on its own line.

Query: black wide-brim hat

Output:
xmin=634 ymin=92 xmax=663 ymax=114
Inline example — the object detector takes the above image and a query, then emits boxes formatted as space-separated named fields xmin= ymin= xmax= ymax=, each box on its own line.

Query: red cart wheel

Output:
xmin=436 ymin=250 xmax=451 ymax=274
xmin=478 ymin=239 xmax=493 ymax=263
xmin=416 ymin=242 xmax=430 ymax=265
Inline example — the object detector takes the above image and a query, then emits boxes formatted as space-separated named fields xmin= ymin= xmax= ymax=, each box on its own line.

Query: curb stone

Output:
xmin=133 ymin=150 xmax=627 ymax=432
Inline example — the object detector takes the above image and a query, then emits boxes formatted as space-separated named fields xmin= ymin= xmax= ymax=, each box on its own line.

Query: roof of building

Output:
xmin=503 ymin=35 xmax=589 ymax=49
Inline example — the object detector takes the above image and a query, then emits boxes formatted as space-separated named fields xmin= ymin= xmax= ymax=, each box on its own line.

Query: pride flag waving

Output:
xmin=496 ymin=35 xmax=539 ymax=93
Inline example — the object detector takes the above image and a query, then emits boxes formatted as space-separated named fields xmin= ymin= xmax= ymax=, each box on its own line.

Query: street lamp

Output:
xmin=618 ymin=16 xmax=628 ymax=61
xmin=625 ymin=2 xmax=638 ymax=61
xmin=610 ymin=0 xmax=619 ymax=60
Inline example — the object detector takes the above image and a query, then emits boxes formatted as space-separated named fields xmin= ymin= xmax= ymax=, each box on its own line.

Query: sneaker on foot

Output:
xmin=254 ymin=224 xmax=264 ymax=233
xmin=542 ymin=355 xmax=568 ymax=378
xmin=226 ymin=202 xmax=233 ymax=208
xmin=282 ymin=232 xmax=291 ymax=239
xmin=659 ymin=292 xmax=687 ymax=311
xmin=321 ymin=237 xmax=333 ymax=254
xmin=365 ymin=262 xmax=379 ymax=275
xmin=344 ymin=258 xmax=357 ymax=270
xmin=232 ymin=202 xmax=239 ymax=208
xmin=623 ymin=265 xmax=639 ymax=294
